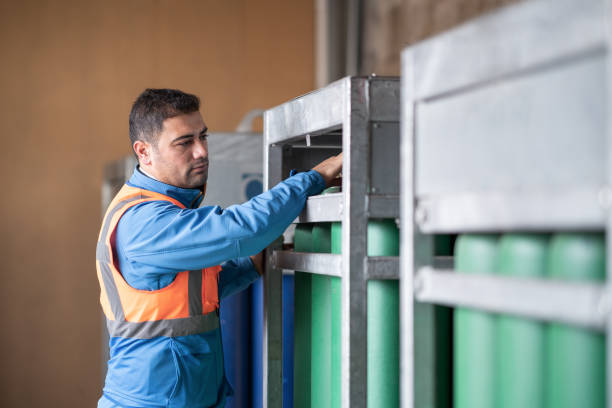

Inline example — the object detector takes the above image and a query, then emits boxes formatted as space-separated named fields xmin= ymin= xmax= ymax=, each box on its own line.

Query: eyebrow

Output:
xmin=172 ymin=127 xmax=208 ymax=143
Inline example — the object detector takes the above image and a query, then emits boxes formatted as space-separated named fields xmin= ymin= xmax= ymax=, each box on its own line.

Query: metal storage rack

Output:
xmin=400 ymin=0 xmax=612 ymax=407
xmin=263 ymin=76 xmax=400 ymax=407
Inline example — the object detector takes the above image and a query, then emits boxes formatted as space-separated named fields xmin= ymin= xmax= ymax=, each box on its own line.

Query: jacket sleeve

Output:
xmin=116 ymin=170 xmax=325 ymax=272
xmin=219 ymin=257 xmax=260 ymax=299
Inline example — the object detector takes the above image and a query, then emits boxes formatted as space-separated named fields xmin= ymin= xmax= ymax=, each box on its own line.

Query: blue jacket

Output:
xmin=99 ymin=167 xmax=325 ymax=408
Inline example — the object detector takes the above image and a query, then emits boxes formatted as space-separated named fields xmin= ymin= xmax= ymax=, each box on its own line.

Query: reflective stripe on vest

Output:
xmin=95 ymin=184 xmax=222 ymax=339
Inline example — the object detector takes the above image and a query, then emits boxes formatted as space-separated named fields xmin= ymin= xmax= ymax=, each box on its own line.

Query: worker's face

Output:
xmin=147 ymin=111 xmax=209 ymax=189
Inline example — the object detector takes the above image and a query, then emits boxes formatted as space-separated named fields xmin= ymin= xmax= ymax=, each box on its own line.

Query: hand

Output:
xmin=250 ymin=252 xmax=264 ymax=276
xmin=312 ymin=153 xmax=343 ymax=187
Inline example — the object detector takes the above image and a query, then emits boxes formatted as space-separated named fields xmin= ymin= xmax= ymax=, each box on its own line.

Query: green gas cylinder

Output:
xmin=330 ymin=222 xmax=342 ymax=408
xmin=311 ymin=222 xmax=333 ymax=408
xmin=308 ymin=187 xmax=340 ymax=408
xmin=367 ymin=219 xmax=400 ymax=408
xmin=294 ymin=224 xmax=313 ymax=408
xmin=545 ymin=233 xmax=605 ymax=408
xmin=453 ymin=234 xmax=498 ymax=408
xmin=495 ymin=234 xmax=548 ymax=408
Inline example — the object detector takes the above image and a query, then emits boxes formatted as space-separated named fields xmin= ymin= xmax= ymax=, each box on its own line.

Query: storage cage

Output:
xmin=400 ymin=0 xmax=611 ymax=407
xmin=263 ymin=76 xmax=401 ymax=408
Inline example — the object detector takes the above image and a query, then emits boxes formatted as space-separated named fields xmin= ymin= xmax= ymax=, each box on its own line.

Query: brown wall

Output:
xmin=0 ymin=1 xmax=313 ymax=406
xmin=362 ymin=0 xmax=521 ymax=75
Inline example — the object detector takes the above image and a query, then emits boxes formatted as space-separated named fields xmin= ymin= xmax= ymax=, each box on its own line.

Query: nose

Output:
xmin=193 ymin=137 xmax=208 ymax=160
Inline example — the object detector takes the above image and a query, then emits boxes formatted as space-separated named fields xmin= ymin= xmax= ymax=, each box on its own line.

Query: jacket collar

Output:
xmin=126 ymin=165 xmax=204 ymax=209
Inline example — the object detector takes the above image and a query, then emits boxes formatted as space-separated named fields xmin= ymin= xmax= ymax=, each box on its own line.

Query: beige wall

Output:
xmin=0 ymin=1 xmax=313 ymax=406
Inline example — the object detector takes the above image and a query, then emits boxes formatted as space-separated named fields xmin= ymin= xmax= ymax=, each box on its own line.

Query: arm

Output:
xmin=117 ymin=170 xmax=325 ymax=272
xmin=218 ymin=257 xmax=260 ymax=299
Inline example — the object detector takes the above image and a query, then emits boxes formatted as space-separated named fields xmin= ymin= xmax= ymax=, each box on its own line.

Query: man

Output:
xmin=96 ymin=88 xmax=342 ymax=407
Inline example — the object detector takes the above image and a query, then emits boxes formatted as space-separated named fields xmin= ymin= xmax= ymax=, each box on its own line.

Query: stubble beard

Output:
xmin=186 ymin=161 xmax=208 ymax=189
xmin=188 ymin=171 xmax=207 ymax=189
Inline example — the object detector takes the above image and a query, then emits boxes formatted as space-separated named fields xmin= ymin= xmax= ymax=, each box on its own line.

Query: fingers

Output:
xmin=311 ymin=153 xmax=343 ymax=186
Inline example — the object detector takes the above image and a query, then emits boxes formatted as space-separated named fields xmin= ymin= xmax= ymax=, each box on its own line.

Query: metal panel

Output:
xmin=415 ymin=267 xmax=608 ymax=330
xmin=411 ymin=0 xmax=605 ymax=100
xmin=371 ymin=122 xmax=400 ymax=195
xmin=341 ymin=76 xmax=370 ymax=408
xmin=369 ymin=78 xmax=400 ymax=121
xmin=401 ymin=35 xmax=442 ymax=408
xmin=264 ymin=78 xmax=347 ymax=145
xmin=271 ymin=253 xmax=405 ymax=281
xmin=399 ymin=47 xmax=416 ymax=408
xmin=365 ymin=257 xmax=399 ymax=280
xmin=264 ymin=145 xmax=283 ymax=193
xmin=271 ymin=251 xmax=342 ymax=277
xmin=263 ymin=135 xmax=283 ymax=408
xmin=605 ymin=0 xmax=612 ymax=402
xmin=264 ymin=77 xmax=399 ymax=146
xmin=416 ymin=189 xmax=606 ymax=233
xmin=415 ymin=52 xmax=606 ymax=202
xmin=367 ymin=195 xmax=400 ymax=218
xmin=262 ymin=241 xmax=283 ymax=408
xmin=262 ymin=128 xmax=284 ymax=408
xmin=297 ymin=193 xmax=343 ymax=223
xmin=433 ymin=256 xmax=453 ymax=270
xmin=294 ymin=193 xmax=400 ymax=223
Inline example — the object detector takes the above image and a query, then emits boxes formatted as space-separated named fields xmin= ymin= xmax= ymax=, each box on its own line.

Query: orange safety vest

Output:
xmin=95 ymin=185 xmax=222 ymax=339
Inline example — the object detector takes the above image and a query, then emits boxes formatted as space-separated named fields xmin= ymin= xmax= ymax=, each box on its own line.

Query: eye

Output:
xmin=200 ymin=133 xmax=208 ymax=141
xmin=179 ymin=140 xmax=193 ymax=146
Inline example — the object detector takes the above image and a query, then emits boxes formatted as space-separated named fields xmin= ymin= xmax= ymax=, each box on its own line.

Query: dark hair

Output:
xmin=129 ymin=88 xmax=200 ymax=148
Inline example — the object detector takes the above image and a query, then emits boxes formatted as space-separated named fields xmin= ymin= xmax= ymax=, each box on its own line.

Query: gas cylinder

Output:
xmin=453 ymin=234 xmax=498 ymax=408
xmin=293 ymin=224 xmax=313 ymax=408
xmin=367 ymin=219 xmax=400 ymax=408
xmin=495 ymin=234 xmax=548 ymax=408
xmin=545 ymin=233 xmax=605 ymax=408
xmin=330 ymin=222 xmax=342 ymax=408
xmin=311 ymin=222 xmax=333 ymax=408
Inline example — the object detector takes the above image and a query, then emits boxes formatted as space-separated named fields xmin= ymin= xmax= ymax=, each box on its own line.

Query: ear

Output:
xmin=133 ymin=140 xmax=152 ymax=165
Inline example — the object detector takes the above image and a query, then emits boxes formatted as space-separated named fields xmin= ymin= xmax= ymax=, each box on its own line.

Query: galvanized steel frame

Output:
xmin=263 ymin=76 xmax=400 ymax=408
xmin=400 ymin=0 xmax=612 ymax=407
xmin=604 ymin=0 xmax=612 ymax=399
